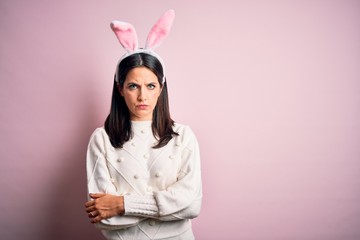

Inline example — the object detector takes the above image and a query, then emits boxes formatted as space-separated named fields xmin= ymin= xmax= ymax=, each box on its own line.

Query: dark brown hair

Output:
xmin=104 ymin=53 xmax=178 ymax=149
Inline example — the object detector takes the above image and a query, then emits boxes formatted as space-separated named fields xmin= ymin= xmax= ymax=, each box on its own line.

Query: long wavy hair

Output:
xmin=104 ymin=53 xmax=178 ymax=149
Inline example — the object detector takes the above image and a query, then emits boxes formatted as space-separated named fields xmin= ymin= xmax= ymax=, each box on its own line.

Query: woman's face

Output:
xmin=120 ymin=67 xmax=162 ymax=121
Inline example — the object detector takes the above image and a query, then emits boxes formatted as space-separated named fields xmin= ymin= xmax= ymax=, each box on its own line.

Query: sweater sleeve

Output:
xmin=86 ymin=128 xmax=143 ymax=230
xmin=123 ymin=126 xmax=202 ymax=221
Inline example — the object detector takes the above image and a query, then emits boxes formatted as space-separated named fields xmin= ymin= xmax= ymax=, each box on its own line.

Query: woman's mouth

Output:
xmin=136 ymin=104 xmax=149 ymax=110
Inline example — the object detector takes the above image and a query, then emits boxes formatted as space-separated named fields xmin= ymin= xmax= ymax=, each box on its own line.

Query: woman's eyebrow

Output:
xmin=127 ymin=82 xmax=139 ymax=85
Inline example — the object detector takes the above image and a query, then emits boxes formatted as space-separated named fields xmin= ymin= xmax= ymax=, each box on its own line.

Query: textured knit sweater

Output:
xmin=86 ymin=121 xmax=202 ymax=240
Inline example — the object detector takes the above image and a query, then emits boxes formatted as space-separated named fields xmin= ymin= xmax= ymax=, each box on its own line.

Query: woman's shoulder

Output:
xmin=87 ymin=127 xmax=114 ymax=152
xmin=173 ymin=122 xmax=191 ymax=133
xmin=88 ymin=127 xmax=108 ymax=143
xmin=90 ymin=126 xmax=106 ymax=136
xmin=173 ymin=122 xmax=198 ymax=142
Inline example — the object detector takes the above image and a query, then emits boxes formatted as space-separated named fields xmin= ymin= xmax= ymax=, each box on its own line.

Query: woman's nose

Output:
xmin=137 ymin=88 xmax=147 ymax=101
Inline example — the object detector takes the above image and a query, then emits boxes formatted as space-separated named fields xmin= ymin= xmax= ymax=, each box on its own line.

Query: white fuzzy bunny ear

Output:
xmin=110 ymin=20 xmax=138 ymax=52
xmin=145 ymin=9 xmax=175 ymax=49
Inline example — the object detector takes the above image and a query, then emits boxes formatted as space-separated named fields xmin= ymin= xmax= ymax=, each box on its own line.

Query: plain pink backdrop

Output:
xmin=1 ymin=0 xmax=360 ymax=239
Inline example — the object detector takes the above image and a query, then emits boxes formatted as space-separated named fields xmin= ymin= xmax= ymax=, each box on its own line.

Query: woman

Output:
xmin=85 ymin=10 xmax=202 ymax=240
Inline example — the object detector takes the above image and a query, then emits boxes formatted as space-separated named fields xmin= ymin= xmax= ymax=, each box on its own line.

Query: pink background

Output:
xmin=1 ymin=0 xmax=360 ymax=239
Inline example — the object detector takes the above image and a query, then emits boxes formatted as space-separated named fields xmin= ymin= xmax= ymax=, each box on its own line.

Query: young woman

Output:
xmin=85 ymin=10 xmax=202 ymax=240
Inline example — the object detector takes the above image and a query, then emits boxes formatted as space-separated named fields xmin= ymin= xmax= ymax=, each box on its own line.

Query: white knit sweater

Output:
xmin=86 ymin=121 xmax=202 ymax=240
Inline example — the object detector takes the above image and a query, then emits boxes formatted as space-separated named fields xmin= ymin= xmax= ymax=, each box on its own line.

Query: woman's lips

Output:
xmin=136 ymin=104 xmax=149 ymax=110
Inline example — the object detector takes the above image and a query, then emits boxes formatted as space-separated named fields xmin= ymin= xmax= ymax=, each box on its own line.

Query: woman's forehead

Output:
xmin=125 ymin=67 xmax=158 ymax=83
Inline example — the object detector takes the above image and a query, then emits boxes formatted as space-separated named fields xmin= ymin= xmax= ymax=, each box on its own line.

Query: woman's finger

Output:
xmin=89 ymin=193 xmax=106 ymax=199
xmin=91 ymin=214 xmax=103 ymax=223
xmin=85 ymin=205 xmax=96 ymax=213
xmin=85 ymin=200 xmax=95 ymax=208
xmin=88 ymin=211 xmax=97 ymax=218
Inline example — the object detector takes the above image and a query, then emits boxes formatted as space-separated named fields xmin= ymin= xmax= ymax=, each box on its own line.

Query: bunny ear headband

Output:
xmin=110 ymin=9 xmax=175 ymax=84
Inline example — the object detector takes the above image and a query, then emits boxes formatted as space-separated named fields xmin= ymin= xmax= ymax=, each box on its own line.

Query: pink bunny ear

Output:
xmin=110 ymin=20 xmax=138 ymax=51
xmin=145 ymin=9 xmax=175 ymax=49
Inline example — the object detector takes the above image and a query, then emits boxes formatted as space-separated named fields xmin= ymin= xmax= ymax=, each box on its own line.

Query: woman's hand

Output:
xmin=85 ymin=193 xmax=125 ymax=223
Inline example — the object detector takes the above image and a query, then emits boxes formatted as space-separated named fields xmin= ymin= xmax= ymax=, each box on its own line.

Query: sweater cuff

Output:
xmin=124 ymin=194 xmax=159 ymax=217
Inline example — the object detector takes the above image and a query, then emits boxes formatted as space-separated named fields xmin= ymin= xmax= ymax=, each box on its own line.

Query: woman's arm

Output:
xmin=123 ymin=127 xmax=202 ymax=221
xmin=85 ymin=128 xmax=143 ymax=229
xmin=85 ymin=126 xmax=202 ymax=228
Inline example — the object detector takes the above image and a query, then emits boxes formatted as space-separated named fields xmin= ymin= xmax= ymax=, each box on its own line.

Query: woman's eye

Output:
xmin=147 ymin=84 xmax=156 ymax=90
xmin=128 ymin=84 xmax=137 ymax=90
